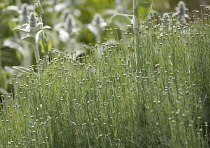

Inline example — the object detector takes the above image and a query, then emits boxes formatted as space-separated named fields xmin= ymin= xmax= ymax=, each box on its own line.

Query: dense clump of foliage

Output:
xmin=0 ymin=0 xmax=210 ymax=147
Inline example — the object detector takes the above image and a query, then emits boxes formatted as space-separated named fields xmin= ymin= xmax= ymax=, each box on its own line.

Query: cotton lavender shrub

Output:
xmin=1 ymin=2 xmax=210 ymax=148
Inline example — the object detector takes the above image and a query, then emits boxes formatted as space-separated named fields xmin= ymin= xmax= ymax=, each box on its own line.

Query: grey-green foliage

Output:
xmin=13 ymin=3 xmax=51 ymax=64
xmin=133 ymin=0 xmax=153 ymax=23
xmin=1 ymin=8 xmax=210 ymax=147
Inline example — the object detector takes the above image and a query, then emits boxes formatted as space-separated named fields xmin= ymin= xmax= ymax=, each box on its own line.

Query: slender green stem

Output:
xmin=133 ymin=0 xmax=141 ymax=72
xmin=0 ymin=40 xmax=2 ymax=70
xmin=96 ymin=30 xmax=101 ymax=44
xmin=133 ymin=0 xmax=138 ymax=31
xmin=34 ymin=43 xmax=40 ymax=63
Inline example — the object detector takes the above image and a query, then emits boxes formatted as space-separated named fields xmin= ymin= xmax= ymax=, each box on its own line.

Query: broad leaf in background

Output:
xmin=111 ymin=14 xmax=133 ymax=25
xmin=3 ymin=38 xmax=25 ymax=56
xmin=134 ymin=0 xmax=152 ymax=22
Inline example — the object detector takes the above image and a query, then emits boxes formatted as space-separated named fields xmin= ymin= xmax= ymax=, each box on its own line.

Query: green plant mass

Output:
xmin=0 ymin=0 xmax=210 ymax=147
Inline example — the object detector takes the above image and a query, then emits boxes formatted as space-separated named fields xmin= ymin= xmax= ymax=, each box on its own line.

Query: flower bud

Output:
xmin=34 ymin=1 xmax=44 ymax=17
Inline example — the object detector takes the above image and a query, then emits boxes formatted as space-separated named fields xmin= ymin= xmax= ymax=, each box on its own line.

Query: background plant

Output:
xmin=1 ymin=2 xmax=210 ymax=147
xmin=0 ymin=0 xmax=210 ymax=147
xmin=1 ymin=0 xmax=209 ymax=97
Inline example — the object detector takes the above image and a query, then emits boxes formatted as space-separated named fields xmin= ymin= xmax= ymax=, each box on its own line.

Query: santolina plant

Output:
xmin=0 ymin=2 xmax=210 ymax=148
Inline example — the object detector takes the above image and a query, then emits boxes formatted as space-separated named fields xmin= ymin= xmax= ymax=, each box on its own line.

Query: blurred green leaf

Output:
xmin=4 ymin=6 xmax=19 ymax=13
xmin=13 ymin=28 xmax=30 ymax=33
xmin=3 ymin=38 xmax=25 ymax=56
xmin=87 ymin=24 xmax=98 ymax=36
xmin=0 ymin=70 xmax=8 ymax=90
xmin=47 ymin=36 xmax=52 ymax=51
xmin=39 ymin=35 xmax=52 ymax=53
xmin=39 ymin=37 xmax=45 ymax=53
xmin=21 ymin=36 xmax=35 ymax=44
xmin=34 ymin=1 xmax=44 ymax=17
xmin=134 ymin=0 xmax=152 ymax=22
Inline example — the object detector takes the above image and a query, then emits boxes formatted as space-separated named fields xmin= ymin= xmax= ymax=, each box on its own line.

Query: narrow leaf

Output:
xmin=12 ymin=28 xmax=30 ymax=33
xmin=47 ymin=37 xmax=52 ymax=51
xmin=21 ymin=36 xmax=35 ymax=44
xmin=87 ymin=24 xmax=98 ymax=36
xmin=0 ymin=71 xmax=8 ymax=90
xmin=43 ymin=25 xmax=51 ymax=29
xmin=12 ymin=66 xmax=37 ymax=75
xmin=35 ymin=30 xmax=44 ymax=43
xmin=4 ymin=6 xmax=19 ymax=12
xmin=3 ymin=38 xmax=25 ymax=56
xmin=39 ymin=37 xmax=45 ymax=53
